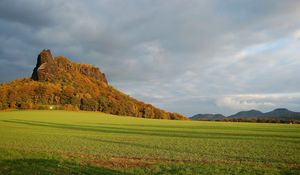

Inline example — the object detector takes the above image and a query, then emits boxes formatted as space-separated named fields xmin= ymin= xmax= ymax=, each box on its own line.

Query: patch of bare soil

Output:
xmin=87 ymin=157 xmax=150 ymax=169
xmin=73 ymin=153 xmax=300 ymax=170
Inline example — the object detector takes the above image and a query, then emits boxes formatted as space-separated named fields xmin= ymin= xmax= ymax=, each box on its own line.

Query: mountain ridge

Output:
xmin=229 ymin=109 xmax=264 ymax=118
xmin=191 ymin=108 xmax=300 ymax=120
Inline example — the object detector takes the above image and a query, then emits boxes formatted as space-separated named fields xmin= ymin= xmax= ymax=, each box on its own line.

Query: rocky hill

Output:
xmin=31 ymin=49 xmax=108 ymax=84
xmin=0 ymin=49 xmax=186 ymax=120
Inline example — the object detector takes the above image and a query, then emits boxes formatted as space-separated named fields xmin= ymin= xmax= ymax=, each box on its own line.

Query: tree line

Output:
xmin=0 ymin=78 xmax=185 ymax=120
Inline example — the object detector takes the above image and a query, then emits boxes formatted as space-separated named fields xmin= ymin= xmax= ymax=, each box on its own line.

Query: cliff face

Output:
xmin=31 ymin=49 xmax=108 ymax=84
xmin=31 ymin=49 xmax=54 ymax=81
xmin=78 ymin=64 xmax=107 ymax=84
xmin=1 ymin=49 xmax=186 ymax=120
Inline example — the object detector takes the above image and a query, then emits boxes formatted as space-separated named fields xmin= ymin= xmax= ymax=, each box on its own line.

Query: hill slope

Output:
xmin=190 ymin=114 xmax=225 ymax=120
xmin=229 ymin=109 xmax=264 ymax=118
xmin=264 ymin=108 xmax=300 ymax=120
xmin=0 ymin=49 xmax=186 ymax=120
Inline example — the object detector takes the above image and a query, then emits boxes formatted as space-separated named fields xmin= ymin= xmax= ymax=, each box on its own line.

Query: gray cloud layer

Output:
xmin=1 ymin=0 xmax=300 ymax=116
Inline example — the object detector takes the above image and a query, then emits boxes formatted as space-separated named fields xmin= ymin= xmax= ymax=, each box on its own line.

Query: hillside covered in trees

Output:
xmin=0 ymin=49 xmax=186 ymax=120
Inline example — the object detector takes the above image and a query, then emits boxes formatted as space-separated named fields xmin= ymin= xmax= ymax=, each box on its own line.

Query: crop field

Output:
xmin=0 ymin=110 xmax=299 ymax=175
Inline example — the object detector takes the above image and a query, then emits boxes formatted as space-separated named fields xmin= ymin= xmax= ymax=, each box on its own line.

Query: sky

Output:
xmin=0 ymin=0 xmax=300 ymax=116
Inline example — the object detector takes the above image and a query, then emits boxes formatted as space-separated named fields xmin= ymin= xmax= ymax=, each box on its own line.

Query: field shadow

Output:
xmin=79 ymin=137 xmax=195 ymax=155
xmin=94 ymin=122 xmax=300 ymax=133
xmin=0 ymin=158 xmax=128 ymax=175
xmin=2 ymin=119 xmax=299 ymax=143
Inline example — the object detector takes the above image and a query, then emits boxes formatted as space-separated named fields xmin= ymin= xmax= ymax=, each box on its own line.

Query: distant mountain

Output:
xmin=229 ymin=108 xmax=300 ymax=120
xmin=190 ymin=114 xmax=225 ymax=120
xmin=191 ymin=108 xmax=300 ymax=121
xmin=0 ymin=49 xmax=186 ymax=120
xmin=264 ymin=108 xmax=300 ymax=120
xmin=229 ymin=109 xmax=264 ymax=118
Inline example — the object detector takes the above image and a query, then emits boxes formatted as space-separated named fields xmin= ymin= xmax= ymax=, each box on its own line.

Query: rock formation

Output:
xmin=31 ymin=49 xmax=54 ymax=81
xmin=31 ymin=49 xmax=108 ymax=84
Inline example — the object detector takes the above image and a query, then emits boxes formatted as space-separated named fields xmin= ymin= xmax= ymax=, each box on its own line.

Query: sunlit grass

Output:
xmin=0 ymin=110 xmax=299 ymax=174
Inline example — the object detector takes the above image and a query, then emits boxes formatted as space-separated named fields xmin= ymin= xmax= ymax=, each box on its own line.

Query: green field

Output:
xmin=0 ymin=110 xmax=299 ymax=175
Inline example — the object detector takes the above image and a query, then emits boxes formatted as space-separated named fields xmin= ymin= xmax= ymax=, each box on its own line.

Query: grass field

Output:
xmin=0 ymin=110 xmax=299 ymax=174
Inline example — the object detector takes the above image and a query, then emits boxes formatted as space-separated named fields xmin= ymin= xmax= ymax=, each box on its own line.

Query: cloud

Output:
xmin=293 ymin=30 xmax=300 ymax=39
xmin=0 ymin=0 xmax=300 ymax=115
xmin=216 ymin=93 xmax=300 ymax=112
